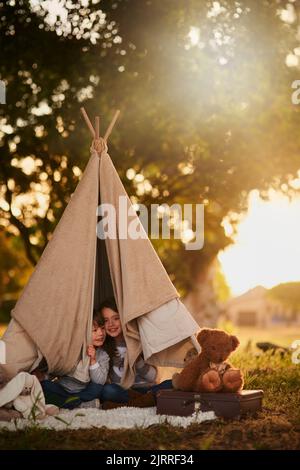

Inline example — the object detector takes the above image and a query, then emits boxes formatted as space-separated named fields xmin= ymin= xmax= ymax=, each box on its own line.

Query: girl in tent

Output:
xmin=99 ymin=298 xmax=173 ymax=408
xmin=40 ymin=311 xmax=110 ymax=409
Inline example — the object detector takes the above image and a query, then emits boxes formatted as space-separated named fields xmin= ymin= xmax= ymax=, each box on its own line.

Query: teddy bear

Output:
xmin=172 ymin=328 xmax=244 ymax=393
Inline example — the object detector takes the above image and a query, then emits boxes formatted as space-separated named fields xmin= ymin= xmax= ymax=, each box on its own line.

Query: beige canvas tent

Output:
xmin=0 ymin=109 xmax=199 ymax=389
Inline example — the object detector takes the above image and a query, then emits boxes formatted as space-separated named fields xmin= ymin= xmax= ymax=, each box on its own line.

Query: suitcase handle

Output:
xmin=183 ymin=395 xmax=213 ymax=412
xmin=183 ymin=394 xmax=202 ymax=411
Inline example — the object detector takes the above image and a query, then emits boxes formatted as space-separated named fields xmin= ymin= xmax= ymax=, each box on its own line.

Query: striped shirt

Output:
xmin=58 ymin=348 xmax=110 ymax=393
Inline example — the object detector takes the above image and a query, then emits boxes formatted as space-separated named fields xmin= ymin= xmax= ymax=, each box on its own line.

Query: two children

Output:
xmin=99 ymin=298 xmax=173 ymax=408
xmin=42 ymin=297 xmax=172 ymax=409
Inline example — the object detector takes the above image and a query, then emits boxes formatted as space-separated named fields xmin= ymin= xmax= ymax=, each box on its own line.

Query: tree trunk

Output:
xmin=183 ymin=259 xmax=220 ymax=328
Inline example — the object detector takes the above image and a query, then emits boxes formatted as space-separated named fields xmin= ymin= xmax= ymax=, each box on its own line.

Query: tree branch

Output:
xmin=3 ymin=183 xmax=38 ymax=266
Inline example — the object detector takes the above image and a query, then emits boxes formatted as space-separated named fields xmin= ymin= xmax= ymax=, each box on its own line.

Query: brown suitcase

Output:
xmin=156 ymin=389 xmax=264 ymax=419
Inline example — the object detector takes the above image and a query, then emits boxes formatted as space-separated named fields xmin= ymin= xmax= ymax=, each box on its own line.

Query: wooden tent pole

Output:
xmin=80 ymin=107 xmax=95 ymax=138
xmin=81 ymin=107 xmax=120 ymax=142
xmin=104 ymin=110 xmax=120 ymax=142
xmin=95 ymin=116 xmax=100 ymax=140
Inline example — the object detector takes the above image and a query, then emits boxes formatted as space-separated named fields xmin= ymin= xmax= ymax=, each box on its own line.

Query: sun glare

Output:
xmin=219 ymin=189 xmax=300 ymax=296
xmin=188 ymin=26 xmax=200 ymax=46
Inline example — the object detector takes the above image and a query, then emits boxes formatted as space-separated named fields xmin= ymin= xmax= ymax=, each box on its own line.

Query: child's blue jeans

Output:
xmin=41 ymin=379 xmax=104 ymax=409
xmin=42 ymin=379 xmax=173 ymax=407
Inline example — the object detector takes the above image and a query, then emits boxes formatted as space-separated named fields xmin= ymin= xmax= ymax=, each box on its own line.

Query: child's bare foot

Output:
xmin=45 ymin=404 xmax=60 ymax=416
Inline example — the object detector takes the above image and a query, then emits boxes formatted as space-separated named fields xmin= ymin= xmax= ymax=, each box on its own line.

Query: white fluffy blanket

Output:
xmin=0 ymin=406 xmax=216 ymax=431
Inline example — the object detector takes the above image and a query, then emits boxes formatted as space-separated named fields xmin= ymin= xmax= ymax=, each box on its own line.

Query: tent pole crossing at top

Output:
xmin=80 ymin=107 xmax=120 ymax=143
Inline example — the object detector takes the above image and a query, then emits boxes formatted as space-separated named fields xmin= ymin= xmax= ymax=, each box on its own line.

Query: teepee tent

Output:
xmin=0 ymin=109 xmax=199 ymax=389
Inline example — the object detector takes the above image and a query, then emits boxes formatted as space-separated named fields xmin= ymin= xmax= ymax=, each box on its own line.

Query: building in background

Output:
xmin=223 ymin=286 xmax=300 ymax=327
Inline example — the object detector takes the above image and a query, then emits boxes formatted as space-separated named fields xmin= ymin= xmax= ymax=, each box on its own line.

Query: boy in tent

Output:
xmin=99 ymin=298 xmax=173 ymax=409
xmin=41 ymin=311 xmax=109 ymax=409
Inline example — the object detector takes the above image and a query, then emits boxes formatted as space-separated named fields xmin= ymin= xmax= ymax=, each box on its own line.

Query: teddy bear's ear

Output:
xmin=230 ymin=335 xmax=240 ymax=351
xmin=197 ymin=328 xmax=211 ymax=345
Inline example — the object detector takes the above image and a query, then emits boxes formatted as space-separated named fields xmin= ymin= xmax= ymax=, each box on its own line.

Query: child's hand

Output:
xmin=87 ymin=345 xmax=96 ymax=365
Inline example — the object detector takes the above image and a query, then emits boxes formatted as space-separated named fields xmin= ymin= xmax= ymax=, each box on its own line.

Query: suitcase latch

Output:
xmin=183 ymin=394 xmax=201 ymax=412
xmin=194 ymin=394 xmax=201 ymax=412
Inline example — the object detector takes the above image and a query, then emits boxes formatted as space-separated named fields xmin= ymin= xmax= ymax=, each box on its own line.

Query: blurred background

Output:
xmin=1 ymin=0 xmax=300 ymax=348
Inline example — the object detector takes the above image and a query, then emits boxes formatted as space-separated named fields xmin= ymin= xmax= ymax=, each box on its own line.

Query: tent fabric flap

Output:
xmin=137 ymin=298 xmax=199 ymax=362
xmin=11 ymin=153 xmax=100 ymax=375
xmin=99 ymin=150 xmax=200 ymax=387
xmin=2 ymin=146 xmax=200 ymax=389
xmin=99 ymin=151 xmax=179 ymax=321
xmin=0 ymin=319 xmax=39 ymax=380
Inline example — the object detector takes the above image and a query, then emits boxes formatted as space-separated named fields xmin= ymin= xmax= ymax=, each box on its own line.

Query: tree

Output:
xmin=0 ymin=0 xmax=120 ymax=264
xmin=1 ymin=1 xmax=300 ymax=324
xmin=97 ymin=0 xmax=300 ymax=323
xmin=214 ymin=262 xmax=231 ymax=303
xmin=0 ymin=229 xmax=31 ymax=321
xmin=268 ymin=282 xmax=300 ymax=321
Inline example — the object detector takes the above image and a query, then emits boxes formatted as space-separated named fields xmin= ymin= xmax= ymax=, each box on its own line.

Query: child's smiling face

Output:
xmin=92 ymin=322 xmax=106 ymax=347
xmin=102 ymin=307 xmax=122 ymax=339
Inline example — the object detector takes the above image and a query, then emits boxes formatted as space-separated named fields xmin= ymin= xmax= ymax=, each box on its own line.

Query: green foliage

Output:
xmin=0 ymin=300 xmax=15 ymax=323
xmin=1 ymin=1 xmax=300 ymax=294
xmin=268 ymin=282 xmax=300 ymax=317
xmin=0 ymin=229 xmax=32 ymax=320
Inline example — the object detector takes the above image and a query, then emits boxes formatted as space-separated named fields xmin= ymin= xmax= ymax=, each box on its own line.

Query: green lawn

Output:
xmin=0 ymin=326 xmax=300 ymax=449
xmin=230 ymin=325 xmax=300 ymax=348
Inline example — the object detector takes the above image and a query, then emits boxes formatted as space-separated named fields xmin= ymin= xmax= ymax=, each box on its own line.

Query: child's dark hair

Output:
xmin=92 ymin=309 xmax=105 ymax=328
xmin=98 ymin=297 xmax=118 ymax=314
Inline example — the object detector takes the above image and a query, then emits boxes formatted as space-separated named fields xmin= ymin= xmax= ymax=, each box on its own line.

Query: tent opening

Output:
xmin=93 ymin=207 xmax=115 ymax=312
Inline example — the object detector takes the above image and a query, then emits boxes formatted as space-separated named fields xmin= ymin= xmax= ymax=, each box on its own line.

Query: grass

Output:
xmin=0 ymin=326 xmax=300 ymax=450
xmin=229 ymin=325 xmax=300 ymax=348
